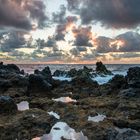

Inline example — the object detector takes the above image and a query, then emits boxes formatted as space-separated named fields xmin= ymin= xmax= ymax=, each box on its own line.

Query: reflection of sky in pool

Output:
xmin=88 ymin=114 xmax=106 ymax=122
xmin=32 ymin=122 xmax=88 ymax=140
xmin=53 ymin=97 xmax=77 ymax=103
xmin=17 ymin=101 xmax=29 ymax=111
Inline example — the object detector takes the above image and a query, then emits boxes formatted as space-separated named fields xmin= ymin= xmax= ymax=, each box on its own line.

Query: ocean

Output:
xmin=17 ymin=64 xmax=140 ymax=85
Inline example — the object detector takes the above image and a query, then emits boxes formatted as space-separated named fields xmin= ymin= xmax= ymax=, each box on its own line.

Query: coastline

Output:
xmin=0 ymin=61 xmax=140 ymax=140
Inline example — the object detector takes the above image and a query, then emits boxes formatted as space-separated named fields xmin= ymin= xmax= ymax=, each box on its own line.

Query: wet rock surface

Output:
xmin=0 ymin=62 xmax=140 ymax=140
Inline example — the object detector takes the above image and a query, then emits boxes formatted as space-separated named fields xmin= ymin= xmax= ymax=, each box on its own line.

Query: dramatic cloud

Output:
xmin=95 ymin=32 xmax=140 ymax=53
xmin=54 ymin=16 xmax=77 ymax=41
xmin=46 ymin=36 xmax=57 ymax=47
xmin=111 ymin=52 xmax=140 ymax=59
xmin=55 ymin=24 xmax=66 ymax=41
xmin=67 ymin=0 xmax=140 ymax=28
xmin=0 ymin=31 xmax=28 ymax=52
xmin=0 ymin=0 xmax=47 ymax=30
xmin=72 ymin=26 xmax=93 ymax=47
xmin=116 ymin=32 xmax=140 ymax=52
xmin=95 ymin=36 xmax=112 ymax=53
xmin=24 ymin=0 xmax=47 ymax=28
xmin=70 ymin=48 xmax=80 ymax=56
xmin=52 ymin=5 xmax=67 ymax=24
xmin=36 ymin=39 xmax=47 ymax=49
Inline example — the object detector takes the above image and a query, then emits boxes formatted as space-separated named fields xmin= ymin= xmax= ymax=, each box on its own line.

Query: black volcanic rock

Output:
xmin=0 ymin=79 xmax=12 ymax=92
xmin=41 ymin=66 xmax=52 ymax=83
xmin=67 ymin=68 xmax=78 ymax=77
xmin=34 ymin=66 xmax=53 ymax=84
xmin=96 ymin=61 xmax=112 ymax=75
xmin=53 ymin=70 xmax=67 ymax=77
xmin=6 ymin=64 xmax=20 ymax=73
xmin=28 ymin=74 xmax=52 ymax=96
xmin=71 ymin=74 xmax=98 ymax=88
xmin=118 ymin=67 xmax=140 ymax=98
xmin=0 ymin=96 xmax=17 ymax=114
xmin=0 ymin=63 xmax=21 ymax=74
xmin=53 ymin=66 xmax=93 ymax=78
xmin=109 ymin=74 xmax=127 ymax=89
xmin=127 ymin=67 xmax=140 ymax=88
xmin=0 ymin=63 xmax=28 ymax=95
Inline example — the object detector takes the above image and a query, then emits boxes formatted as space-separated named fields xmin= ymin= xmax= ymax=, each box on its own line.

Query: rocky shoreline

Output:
xmin=0 ymin=61 xmax=140 ymax=140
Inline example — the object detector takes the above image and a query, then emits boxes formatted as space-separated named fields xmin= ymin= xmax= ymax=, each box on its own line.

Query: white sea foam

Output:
xmin=88 ymin=114 xmax=106 ymax=122
xmin=52 ymin=70 xmax=127 ymax=85
xmin=52 ymin=97 xmax=77 ymax=103
xmin=48 ymin=111 xmax=60 ymax=119
xmin=53 ymin=76 xmax=72 ymax=81
xmin=32 ymin=122 xmax=88 ymax=140
xmin=92 ymin=75 xmax=114 ymax=85
xmin=17 ymin=101 xmax=29 ymax=111
xmin=92 ymin=71 xmax=127 ymax=85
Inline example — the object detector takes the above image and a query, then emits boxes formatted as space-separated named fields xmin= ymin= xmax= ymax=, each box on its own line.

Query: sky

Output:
xmin=0 ymin=0 xmax=140 ymax=64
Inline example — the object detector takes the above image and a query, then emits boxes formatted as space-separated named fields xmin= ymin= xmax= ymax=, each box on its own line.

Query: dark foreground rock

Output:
xmin=0 ymin=109 xmax=57 ymax=140
xmin=0 ymin=63 xmax=21 ymax=74
xmin=0 ymin=62 xmax=140 ymax=140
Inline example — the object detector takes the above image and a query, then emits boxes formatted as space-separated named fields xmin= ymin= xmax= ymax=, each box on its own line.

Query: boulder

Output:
xmin=28 ymin=74 xmax=52 ymax=96
xmin=0 ymin=96 xmax=17 ymax=114
xmin=0 ymin=63 xmax=21 ymax=74
xmin=6 ymin=64 xmax=20 ymax=73
xmin=96 ymin=61 xmax=112 ymax=75
xmin=127 ymin=67 xmax=140 ymax=88
xmin=109 ymin=75 xmax=127 ymax=89
xmin=7 ymin=74 xmax=29 ymax=87
xmin=0 ymin=79 xmax=12 ymax=92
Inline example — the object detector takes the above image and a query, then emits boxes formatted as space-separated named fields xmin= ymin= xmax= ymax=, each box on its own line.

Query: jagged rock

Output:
xmin=41 ymin=66 xmax=52 ymax=84
xmin=53 ymin=70 xmax=67 ymax=77
xmin=28 ymin=74 xmax=52 ymax=96
xmin=96 ymin=61 xmax=112 ymax=75
xmin=0 ymin=96 xmax=17 ymax=114
xmin=53 ymin=66 xmax=93 ymax=78
xmin=34 ymin=66 xmax=53 ymax=84
xmin=6 ymin=64 xmax=20 ymax=73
